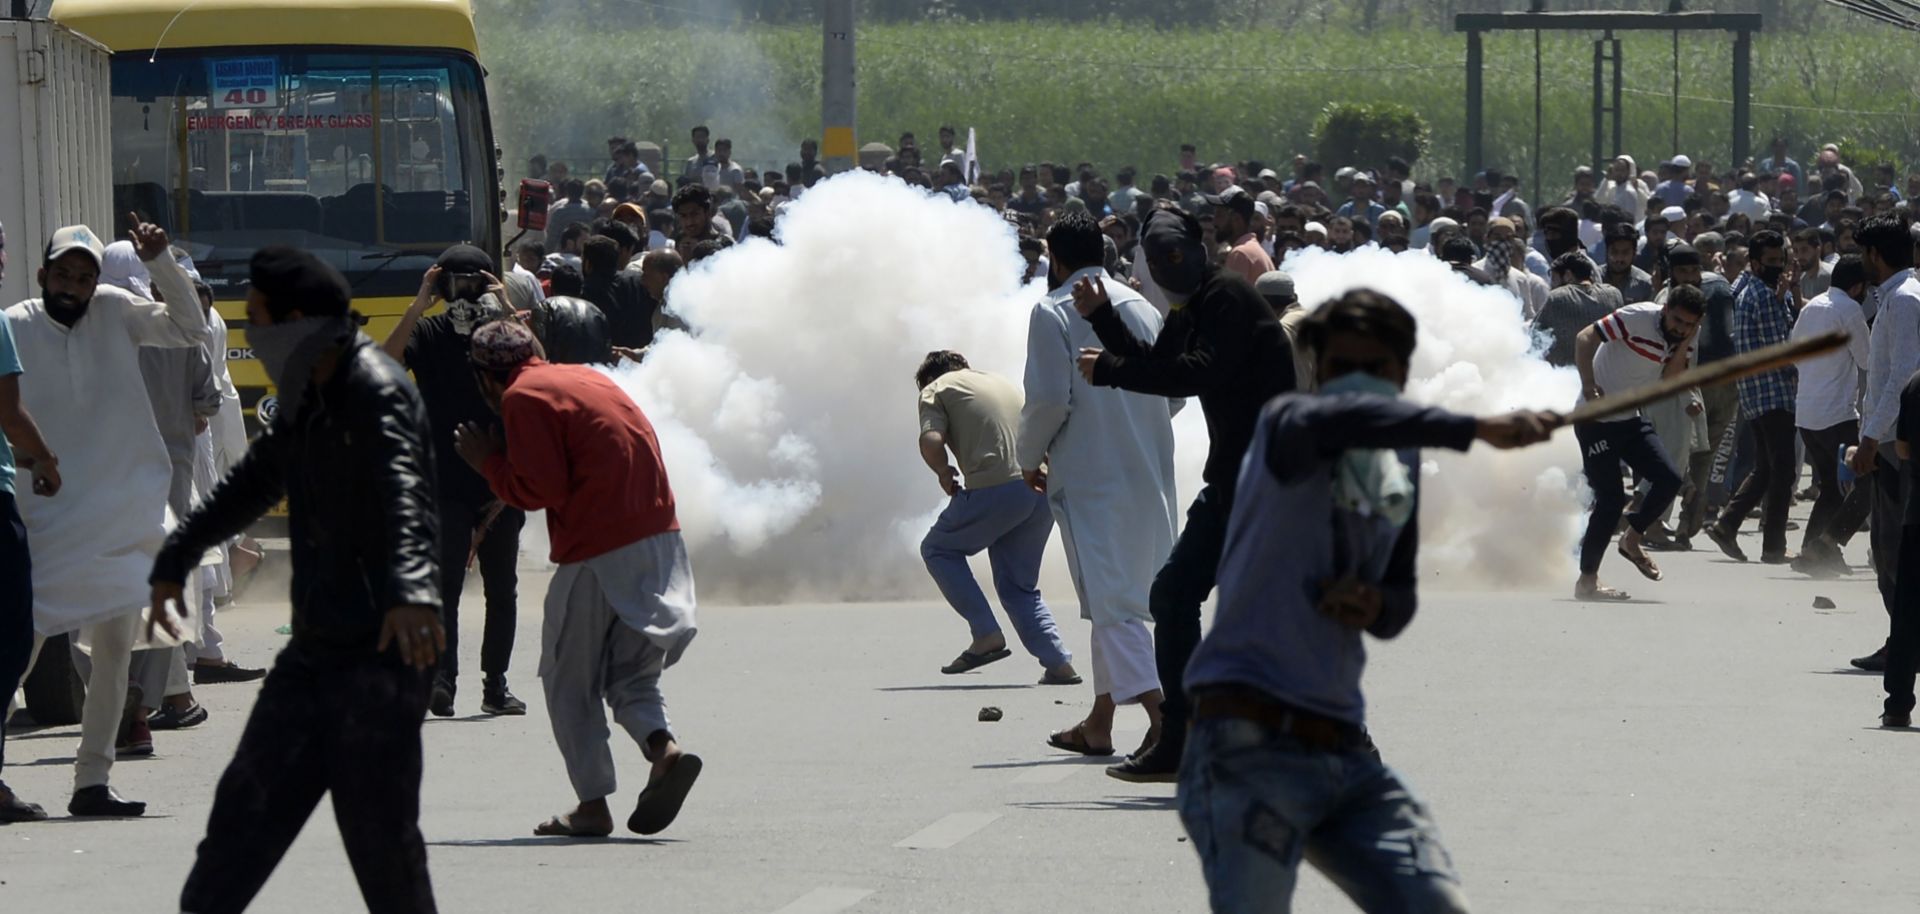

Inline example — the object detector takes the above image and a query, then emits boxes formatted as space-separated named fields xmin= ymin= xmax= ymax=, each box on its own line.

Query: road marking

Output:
xmin=1015 ymin=763 xmax=1087 ymax=784
xmin=770 ymin=886 xmax=874 ymax=914
xmin=894 ymin=811 xmax=1001 ymax=849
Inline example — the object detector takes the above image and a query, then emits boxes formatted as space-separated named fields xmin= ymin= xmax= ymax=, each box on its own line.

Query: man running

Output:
xmin=1569 ymin=287 xmax=1703 ymax=601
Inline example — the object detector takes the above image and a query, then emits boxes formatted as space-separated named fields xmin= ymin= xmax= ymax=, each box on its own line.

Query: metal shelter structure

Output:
xmin=1824 ymin=0 xmax=1920 ymax=31
xmin=1455 ymin=9 xmax=1763 ymax=189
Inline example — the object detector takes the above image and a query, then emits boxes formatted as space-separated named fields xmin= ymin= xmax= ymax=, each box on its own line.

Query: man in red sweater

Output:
xmin=453 ymin=320 xmax=702 ymax=839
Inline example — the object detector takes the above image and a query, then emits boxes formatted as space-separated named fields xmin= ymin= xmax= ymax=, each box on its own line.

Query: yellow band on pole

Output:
xmin=822 ymin=126 xmax=856 ymax=159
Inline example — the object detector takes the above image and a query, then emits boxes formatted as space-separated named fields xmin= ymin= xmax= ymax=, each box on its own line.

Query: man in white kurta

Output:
xmin=1021 ymin=215 xmax=1180 ymax=760
xmin=4 ymin=223 xmax=205 ymax=816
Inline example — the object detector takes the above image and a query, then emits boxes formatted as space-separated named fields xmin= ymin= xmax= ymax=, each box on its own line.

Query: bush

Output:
xmin=1834 ymin=139 xmax=1899 ymax=181
xmin=1312 ymin=103 xmax=1431 ymax=173
xmin=472 ymin=11 xmax=1920 ymax=200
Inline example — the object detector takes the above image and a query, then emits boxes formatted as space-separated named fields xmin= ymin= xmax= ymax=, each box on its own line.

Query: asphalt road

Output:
xmin=2 ymin=513 xmax=1914 ymax=913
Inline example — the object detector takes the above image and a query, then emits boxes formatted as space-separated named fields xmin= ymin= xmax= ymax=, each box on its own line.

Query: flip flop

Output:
xmin=1618 ymin=544 xmax=1663 ymax=582
xmin=1046 ymin=724 xmax=1116 ymax=757
xmin=1038 ymin=669 xmax=1082 ymax=686
xmin=940 ymin=648 xmax=1012 ymax=675
xmin=1575 ymin=586 xmax=1633 ymax=603
xmin=629 ymin=753 xmax=703 ymax=836
xmin=533 ymin=814 xmax=612 ymax=838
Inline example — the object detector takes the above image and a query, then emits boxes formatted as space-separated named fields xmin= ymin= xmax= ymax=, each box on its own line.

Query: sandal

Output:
xmin=1618 ymin=542 xmax=1663 ymax=582
xmin=1575 ymin=585 xmax=1633 ymax=603
xmin=940 ymin=648 xmax=1012 ymax=675
xmin=533 ymin=813 xmax=612 ymax=838
xmin=1046 ymin=723 xmax=1116 ymax=757
xmin=629 ymin=753 xmax=703 ymax=835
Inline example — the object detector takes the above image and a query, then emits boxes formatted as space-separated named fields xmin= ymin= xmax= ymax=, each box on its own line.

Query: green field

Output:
xmin=474 ymin=14 xmax=1920 ymax=196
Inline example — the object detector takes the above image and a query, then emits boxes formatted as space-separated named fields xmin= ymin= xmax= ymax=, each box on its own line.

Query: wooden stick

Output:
xmin=1555 ymin=330 xmax=1849 ymax=428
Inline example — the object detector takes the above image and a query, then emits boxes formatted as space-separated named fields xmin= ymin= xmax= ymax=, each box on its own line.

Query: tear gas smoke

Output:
xmin=550 ymin=174 xmax=1583 ymax=603
xmin=1279 ymin=247 xmax=1586 ymax=585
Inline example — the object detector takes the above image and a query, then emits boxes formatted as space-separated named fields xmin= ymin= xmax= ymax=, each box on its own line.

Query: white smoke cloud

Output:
xmin=547 ymin=174 xmax=1585 ymax=603
xmin=1281 ymin=247 xmax=1586 ymax=586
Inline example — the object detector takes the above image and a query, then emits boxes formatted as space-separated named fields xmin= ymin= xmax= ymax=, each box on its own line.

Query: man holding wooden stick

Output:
xmin=1569 ymin=287 xmax=1705 ymax=601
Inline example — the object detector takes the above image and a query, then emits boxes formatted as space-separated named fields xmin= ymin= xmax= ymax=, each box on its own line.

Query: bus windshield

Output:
xmin=110 ymin=49 xmax=493 ymax=300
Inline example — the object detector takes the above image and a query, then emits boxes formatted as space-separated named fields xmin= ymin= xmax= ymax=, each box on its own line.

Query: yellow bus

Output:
xmin=50 ymin=0 xmax=501 ymax=429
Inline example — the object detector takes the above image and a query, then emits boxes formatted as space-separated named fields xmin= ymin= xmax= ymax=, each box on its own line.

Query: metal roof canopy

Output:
xmin=1454 ymin=9 xmax=1764 ymax=191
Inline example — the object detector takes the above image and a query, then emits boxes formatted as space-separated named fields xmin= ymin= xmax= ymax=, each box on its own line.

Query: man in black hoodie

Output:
xmin=1072 ymin=203 xmax=1295 ymax=782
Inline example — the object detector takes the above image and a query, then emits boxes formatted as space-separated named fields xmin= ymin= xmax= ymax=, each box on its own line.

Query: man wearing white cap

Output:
xmin=1599 ymin=155 xmax=1652 ymax=223
xmin=1654 ymin=156 xmax=1696 ymax=208
xmin=4 ymin=219 xmax=203 ymax=817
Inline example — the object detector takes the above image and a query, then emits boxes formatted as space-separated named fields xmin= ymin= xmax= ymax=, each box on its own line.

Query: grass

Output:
xmin=473 ymin=14 xmax=1920 ymax=195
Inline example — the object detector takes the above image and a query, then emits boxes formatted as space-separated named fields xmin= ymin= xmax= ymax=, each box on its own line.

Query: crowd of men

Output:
xmin=883 ymin=131 xmax=1920 ymax=910
xmin=0 ymin=205 xmax=704 ymax=910
xmin=6 ymin=122 xmax=1920 ymax=914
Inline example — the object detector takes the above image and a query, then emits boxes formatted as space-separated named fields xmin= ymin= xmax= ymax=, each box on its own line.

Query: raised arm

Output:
xmin=383 ymin=267 xmax=442 ymax=363
xmin=1092 ymin=292 xmax=1268 ymax=399
xmin=1262 ymin=394 xmax=1501 ymax=484
xmin=126 ymin=235 xmax=209 ymax=348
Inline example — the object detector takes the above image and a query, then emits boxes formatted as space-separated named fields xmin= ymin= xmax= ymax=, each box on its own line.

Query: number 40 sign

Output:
xmin=210 ymin=57 xmax=279 ymax=109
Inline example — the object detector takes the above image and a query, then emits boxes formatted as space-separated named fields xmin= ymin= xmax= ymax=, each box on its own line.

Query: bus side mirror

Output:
xmin=518 ymin=179 xmax=552 ymax=231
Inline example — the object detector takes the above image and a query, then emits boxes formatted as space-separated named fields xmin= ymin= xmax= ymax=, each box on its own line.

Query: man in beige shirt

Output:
xmin=915 ymin=351 xmax=1078 ymax=683
xmin=1210 ymin=187 xmax=1273 ymax=286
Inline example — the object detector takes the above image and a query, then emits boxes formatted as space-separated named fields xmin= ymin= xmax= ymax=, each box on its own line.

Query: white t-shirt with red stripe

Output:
xmin=1581 ymin=302 xmax=1694 ymax=407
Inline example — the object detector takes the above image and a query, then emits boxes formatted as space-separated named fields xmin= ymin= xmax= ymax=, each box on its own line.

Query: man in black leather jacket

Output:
xmin=150 ymin=246 xmax=444 ymax=914
xmin=1072 ymin=204 xmax=1295 ymax=784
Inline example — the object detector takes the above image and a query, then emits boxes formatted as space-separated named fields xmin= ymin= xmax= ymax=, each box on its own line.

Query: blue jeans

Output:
xmin=920 ymin=480 xmax=1070 ymax=669
xmin=1178 ymin=717 xmax=1471 ymax=914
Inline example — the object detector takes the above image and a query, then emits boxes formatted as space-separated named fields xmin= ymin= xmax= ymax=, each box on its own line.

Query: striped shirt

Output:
xmin=1582 ymin=303 xmax=1694 ymax=406
xmin=1731 ymin=271 xmax=1797 ymax=416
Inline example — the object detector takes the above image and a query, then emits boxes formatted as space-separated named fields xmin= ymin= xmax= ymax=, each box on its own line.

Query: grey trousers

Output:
xmin=542 ymin=566 xmax=672 ymax=803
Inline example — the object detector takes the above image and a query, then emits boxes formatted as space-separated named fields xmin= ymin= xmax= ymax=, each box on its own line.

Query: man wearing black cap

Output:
xmin=383 ymin=247 xmax=527 ymax=717
xmin=1071 ymin=203 xmax=1295 ymax=782
xmin=1211 ymin=187 xmax=1272 ymax=286
xmin=150 ymin=245 xmax=443 ymax=914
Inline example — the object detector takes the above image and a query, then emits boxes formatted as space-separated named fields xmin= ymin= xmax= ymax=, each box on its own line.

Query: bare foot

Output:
xmin=534 ymin=799 xmax=613 ymax=837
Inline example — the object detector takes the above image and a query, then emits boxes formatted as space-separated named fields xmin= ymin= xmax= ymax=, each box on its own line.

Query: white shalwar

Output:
xmin=190 ymin=307 xmax=248 ymax=664
xmin=541 ymin=532 xmax=698 ymax=802
xmin=1018 ymin=266 xmax=1179 ymax=704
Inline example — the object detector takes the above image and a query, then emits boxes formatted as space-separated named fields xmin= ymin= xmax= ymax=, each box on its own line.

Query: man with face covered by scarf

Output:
xmin=3 ymin=219 xmax=202 ymax=818
xmin=1069 ymin=203 xmax=1294 ymax=782
xmin=150 ymin=245 xmax=443 ymax=914
xmin=384 ymin=246 xmax=529 ymax=717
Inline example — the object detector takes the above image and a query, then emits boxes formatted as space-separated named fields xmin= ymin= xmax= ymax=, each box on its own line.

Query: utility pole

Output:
xmin=821 ymin=0 xmax=856 ymax=175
